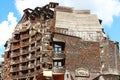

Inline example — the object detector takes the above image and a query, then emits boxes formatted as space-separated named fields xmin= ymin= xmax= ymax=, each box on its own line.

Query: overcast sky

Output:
xmin=0 ymin=0 xmax=120 ymax=61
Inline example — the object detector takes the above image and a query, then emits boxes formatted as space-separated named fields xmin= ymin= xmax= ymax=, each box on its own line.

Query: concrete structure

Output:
xmin=3 ymin=2 xmax=120 ymax=80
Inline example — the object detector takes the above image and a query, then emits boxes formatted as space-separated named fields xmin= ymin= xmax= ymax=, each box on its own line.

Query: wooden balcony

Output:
xmin=36 ymin=34 xmax=42 ymax=40
xmin=28 ymin=64 xmax=35 ymax=69
xmin=10 ymin=38 xmax=19 ymax=43
xmin=30 ymin=31 xmax=36 ymax=37
xmin=21 ymin=34 xmax=29 ymax=40
xmin=21 ymin=58 xmax=29 ymax=63
xmin=22 ymin=42 xmax=29 ymax=46
xmin=52 ymin=52 xmax=65 ymax=60
xmin=20 ymin=65 xmax=28 ymax=70
xmin=11 ymin=46 xmax=20 ymax=50
xmin=11 ymin=52 xmax=20 ymax=58
xmin=10 ymin=67 xmax=19 ymax=72
xmin=19 ymin=74 xmax=28 ymax=78
xmin=28 ymin=72 xmax=36 ymax=77
xmin=52 ymin=67 xmax=65 ymax=74
xmin=10 ymin=75 xmax=19 ymax=79
xmin=13 ymin=30 xmax=20 ymax=34
xmin=11 ymin=60 xmax=20 ymax=65
xmin=36 ymin=37 xmax=41 ymax=41
xmin=21 ymin=49 xmax=29 ymax=55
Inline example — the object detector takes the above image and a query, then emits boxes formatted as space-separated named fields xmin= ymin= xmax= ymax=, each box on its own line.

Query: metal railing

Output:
xmin=52 ymin=51 xmax=65 ymax=59
xmin=52 ymin=66 xmax=65 ymax=73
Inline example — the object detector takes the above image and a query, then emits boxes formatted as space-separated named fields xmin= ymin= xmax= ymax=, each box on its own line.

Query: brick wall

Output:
xmin=101 ymin=39 xmax=120 ymax=73
xmin=53 ymin=33 xmax=101 ymax=72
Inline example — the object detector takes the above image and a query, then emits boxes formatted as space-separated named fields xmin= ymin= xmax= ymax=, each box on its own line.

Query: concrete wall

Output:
xmin=54 ymin=8 xmax=106 ymax=41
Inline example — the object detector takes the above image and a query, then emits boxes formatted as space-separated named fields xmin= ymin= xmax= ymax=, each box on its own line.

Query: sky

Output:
xmin=0 ymin=0 xmax=120 ymax=61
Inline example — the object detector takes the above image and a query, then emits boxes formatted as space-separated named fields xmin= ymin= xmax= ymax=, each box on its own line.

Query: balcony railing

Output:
xmin=21 ymin=58 xmax=29 ymax=62
xmin=52 ymin=67 xmax=65 ymax=73
xmin=52 ymin=51 xmax=65 ymax=60
xmin=22 ymin=49 xmax=29 ymax=54
xmin=22 ymin=42 xmax=29 ymax=46
xmin=10 ymin=67 xmax=19 ymax=72
xmin=28 ymin=72 xmax=36 ymax=76
xmin=11 ymin=46 xmax=20 ymax=50
xmin=10 ymin=38 xmax=19 ymax=43
xmin=36 ymin=34 xmax=41 ymax=40
xmin=30 ymin=55 xmax=36 ymax=59
xmin=19 ymin=74 xmax=28 ymax=78
xmin=30 ymin=31 xmax=36 ymax=37
xmin=11 ymin=60 xmax=20 ymax=65
xmin=11 ymin=52 xmax=20 ymax=57
xmin=36 ymin=37 xmax=41 ymax=41
xmin=21 ymin=34 xmax=29 ymax=40
xmin=28 ymin=64 xmax=35 ymax=68
xmin=20 ymin=65 xmax=28 ymax=70
xmin=10 ymin=75 xmax=19 ymax=79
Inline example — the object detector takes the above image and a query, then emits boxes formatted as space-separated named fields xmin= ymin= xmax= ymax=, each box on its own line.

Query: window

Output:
xmin=54 ymin=44 xmax=62 ymax=52
xmin=53 ymin=61 xmax=62 ymax=67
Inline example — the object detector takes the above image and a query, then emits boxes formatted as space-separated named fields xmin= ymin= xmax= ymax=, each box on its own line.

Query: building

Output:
xmin=0 ymin=62 xmax=4 ymax=80
xmin=3 ymin=2 xmax=120 ymax=80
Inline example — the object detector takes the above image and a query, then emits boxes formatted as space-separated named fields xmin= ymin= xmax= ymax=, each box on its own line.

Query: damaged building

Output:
xmin=3 ymin=2 xmax=120 ymax=80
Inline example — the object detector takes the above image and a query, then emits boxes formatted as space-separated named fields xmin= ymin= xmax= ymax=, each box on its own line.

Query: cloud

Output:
xmin=0 ymin=12 xmax=17 ymax=46
xmin=0 ymin=46 xmax=4 ymax=61
xmin=15 ymin=0 xmax=120 ymax=26
xmin=0 ymin=12 xmax=17 ymax=61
